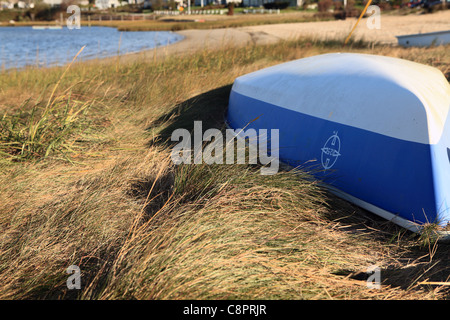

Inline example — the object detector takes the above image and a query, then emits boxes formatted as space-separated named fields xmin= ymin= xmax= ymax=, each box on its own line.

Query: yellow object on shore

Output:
xmin=344 ymin=0 xmax=373 ymax=46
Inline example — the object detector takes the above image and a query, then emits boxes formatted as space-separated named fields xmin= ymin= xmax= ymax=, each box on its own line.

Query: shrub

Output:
xmin=378 ymin=1 xmax=392 ymax=10
xmin=26 ymin=3 xmax=59 ymax=21
xmin=318 ymin=0 xmax=333 ymax=12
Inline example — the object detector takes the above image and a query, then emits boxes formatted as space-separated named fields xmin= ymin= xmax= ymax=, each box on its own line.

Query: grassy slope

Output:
xmin=0 ymin=38 xmax=450 ymax=299
xmin=103 ymin=14 xmax=333 ymax=32
xmin=1 ymin=12 xmax=331 ymax=31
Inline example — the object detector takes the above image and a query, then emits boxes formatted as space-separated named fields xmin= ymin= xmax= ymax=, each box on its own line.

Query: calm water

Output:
xmin=0 ymin=26 xmax=184 ymax=70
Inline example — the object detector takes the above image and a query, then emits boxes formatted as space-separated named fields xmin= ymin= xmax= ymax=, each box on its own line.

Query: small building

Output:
xmin=193 ymin=0 xmax=241 ymax=6
xmin=95 ymin=0 xmax=122 ymax=8
xmin=42 ymin=0 xmax=63 ymax=6
xmin=242 ymin=0 xmax=302 ymax=6
xmin=0 ymin=0 xmax=14 ymax=9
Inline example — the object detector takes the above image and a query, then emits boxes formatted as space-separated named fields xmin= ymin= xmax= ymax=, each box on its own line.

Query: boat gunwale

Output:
xmin=396 ymin=30 xmax=450 ymax=39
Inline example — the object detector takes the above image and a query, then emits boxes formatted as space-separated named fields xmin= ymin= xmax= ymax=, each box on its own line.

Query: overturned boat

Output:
xmin=227 ymin=53 xmax=450 ymax=234
xmin=396 ymin=30 xmax=450 ymax=47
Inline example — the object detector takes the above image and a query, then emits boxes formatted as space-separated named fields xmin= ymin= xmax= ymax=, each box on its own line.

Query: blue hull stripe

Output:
xmin=227 ymin=90 xmax=443 ymax=225
xmin=430 ymin=111 xmax=450 ymax=225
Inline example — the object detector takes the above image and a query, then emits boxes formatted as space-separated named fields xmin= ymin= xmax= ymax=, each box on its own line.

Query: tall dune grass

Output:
xmin=0 ymin=38 xmax=449 ymax=299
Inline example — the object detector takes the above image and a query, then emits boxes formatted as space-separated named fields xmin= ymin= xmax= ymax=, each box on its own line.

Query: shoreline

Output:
xmin=118 ymin=10 xmax=450 ymax=64
xmin=2 ymin=10 xmax=450 ymax=71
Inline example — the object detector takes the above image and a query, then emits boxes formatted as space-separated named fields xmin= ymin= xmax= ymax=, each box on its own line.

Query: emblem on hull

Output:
xmin=321 ymin=132 xmax=341 ymax=170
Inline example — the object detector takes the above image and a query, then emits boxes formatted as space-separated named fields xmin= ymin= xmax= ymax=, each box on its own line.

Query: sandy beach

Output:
xmin=146 ymin=10 xmax=450 ymax=59
xmin=240 ymin=10 xmax=450 ymax=44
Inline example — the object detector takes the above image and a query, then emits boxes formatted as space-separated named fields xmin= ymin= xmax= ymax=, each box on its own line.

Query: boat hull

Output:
xmin=228 ymin=90 xmax=438 ymax=226
xmin=396 ymin=30 xmax=450 ymax=47
xmin=226 ymin=53 xmax=450 ymax=231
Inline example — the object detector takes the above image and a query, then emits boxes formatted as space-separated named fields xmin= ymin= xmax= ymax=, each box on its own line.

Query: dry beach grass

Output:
xmin=0 ymin=13 xmax=450 ymax=299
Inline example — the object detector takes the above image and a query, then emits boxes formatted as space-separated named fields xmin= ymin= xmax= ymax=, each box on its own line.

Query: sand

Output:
xmin=114 ymin=10 xmax=449 ymax=64
xmin=137 ymin=27 xmax=280 ymax=60
xmin=161 ymin=10 xmax=450 ymax=55
xmin=240 ymin=10 xmax=450 ymax=44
